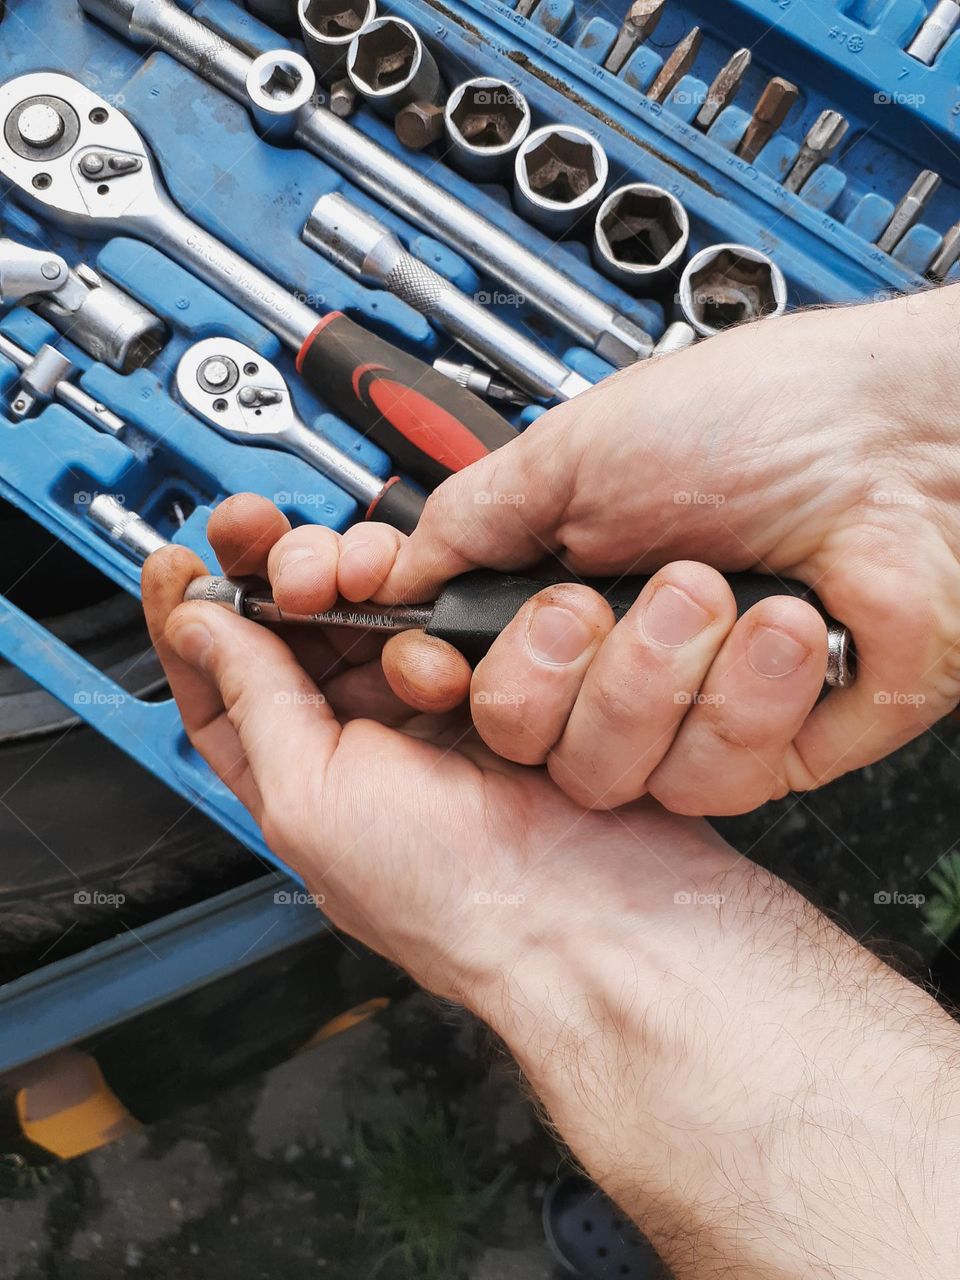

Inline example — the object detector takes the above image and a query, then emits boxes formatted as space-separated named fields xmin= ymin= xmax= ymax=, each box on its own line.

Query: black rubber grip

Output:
xmin=297 ymin=312 xmax=518 ymax=490
xmin=368 ymin=477 xmax=425 ymax=534
xmin=426 ymin=569 xmax=841 ymax=666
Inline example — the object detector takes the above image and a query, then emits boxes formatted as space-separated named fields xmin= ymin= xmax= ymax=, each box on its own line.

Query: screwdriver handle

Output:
xmin=426 ymin=570 xmax=854 ymax=687
xmin=296 ymin=312 xmax=519 ymax=490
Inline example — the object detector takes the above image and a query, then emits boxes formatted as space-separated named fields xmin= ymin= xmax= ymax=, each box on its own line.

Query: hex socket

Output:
xmin=444 ymin=78 xmax=531 ymax=183
xmin=298 ymin=0 xmax=376 ymax=84
xmin=678 ymin=244 xmax=787 ymax=336
xmin=244 ymin=50 xmax=316 ymax=139
xmin=592 ymin=183 xmax=689 ymax=294
xmin=346 ymin=17 xmax=442 ymax=117
xmin=513 ymin=125 xmax=608 ymax=238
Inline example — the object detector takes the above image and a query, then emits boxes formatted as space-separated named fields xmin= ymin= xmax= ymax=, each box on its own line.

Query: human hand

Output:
xmin=141 ymin=493 xmax=736 ymax=999
xmin=329 ymin=285 xmax=960 ymax=815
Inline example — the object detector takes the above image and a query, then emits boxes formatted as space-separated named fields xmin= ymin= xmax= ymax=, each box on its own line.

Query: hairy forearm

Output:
xmin=469 ymin=860 xmax=960 ymax=1278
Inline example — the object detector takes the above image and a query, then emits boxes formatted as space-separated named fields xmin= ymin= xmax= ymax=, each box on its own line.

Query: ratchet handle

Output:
xmin=367 ymin=476 xmax=425 ymax=534
xmin=426 ymin=569 xmax=853 ymax=686
xmin=296 ymin=312 xmax=518 ymax=490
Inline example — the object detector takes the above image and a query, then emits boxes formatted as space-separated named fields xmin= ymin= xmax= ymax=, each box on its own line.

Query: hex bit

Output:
xmin=694 ymin=47 xmax=751 ymax=131
xmin=647 ymin=27 xmax=702 ymax=103
xmin=737 ymin=77 xmax=799 ymax=163
xmin=783 ymin=109 xmax=849 ymax=193
xmin=604 ymin=0 xmax=666 ymax=75
xmin=876 ymin=170 xmax=942 ymax=254
xmin=928 ymin=220 xmax=960 ymax=280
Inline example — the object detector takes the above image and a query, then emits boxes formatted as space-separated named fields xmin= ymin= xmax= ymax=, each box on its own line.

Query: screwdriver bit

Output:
xmin=185 ymin=569 xmax=855 ymax=686
xmin=907 ymin=0 xmax=960 ymax=64
xmin=876 ymin=169 xmax=942 ymax=254
xmin=647 ymin=27 xmax=702 ymax=104
xmin=783 ymin=109 xmax=849 ymax=193
xmin=928 ymin=219 xmax=960 ymax=280
xmin=737 ymin=76 xmax=799 ymax=163
xmin=694 ymin=47 xmax=751 ymax=130
xmin=604 ymin=0 xmax=666 ymax=75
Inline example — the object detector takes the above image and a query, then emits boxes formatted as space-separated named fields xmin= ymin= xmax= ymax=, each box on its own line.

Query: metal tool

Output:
xmin=244 ymin=49 xmax=316 ymax=140
xmin=647 ymin=27 xmax=702 ymax=104
xmin=875 ymin=170 xmax=942 ymax=254
xmin=346 ymin=17 xmax=442 ymax=117
xmin=304 ymin=193 xmax=590 ymax=403
xmin=78 ymin=0 xmax=653 ymax=366
xmin=694 ymin=48 xmax=751 ymax=131
xmin=88 ymin=494 xmax=168 ymax=560
xmin=928 ymin=220 xmax=960 ymax=280
xmin=394 ymin=101 xmax=444 ymax=150
xmin=433 ymin=357 xmax=529 ymax=406
xmin=329 ymin=78 xmax=356 ymax=117
xmin=443 ymin=78 xmax=531 ymax=183
xmin=907 ymin=0 xmax=960 ymax=63
xmin=1 ymin=334 xmax=124 ymax=433
xmin=176 ymin=338 xmax=424 ymax=532
xmin=0 ymin=234 xmax=165 ymax=372
xmin=783 ymin=110 xmax=848 ymax=193
xmin=298 ymin=0 xmax=376 ymax=82
xmin=514 ymin=0 xmax=540 ymax=18
xmin=678 ymin=244 xmax=787 ymax=336
xmin=513 ymin=126 xmax=608 ymax=238
xmin=650 ymin=320 xmax=696 ymax=357
xmin=604 ymin=0 xmax=665 ymax=75
xmin=0 ymin=72 xmax=514 ymax=490
xmin=737 ymin=77 xmax=799 ymax=164
xmin=591 ymin=184 xmax=689 ymax=294
xmin=186 ymin=568 xmax=854 ymax=686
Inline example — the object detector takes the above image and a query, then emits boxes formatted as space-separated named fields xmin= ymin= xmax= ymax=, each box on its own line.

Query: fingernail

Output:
xmin=169 ymin=621 xmax=212 ymax=670
xmin=527 ymin=605 xmax=593 ymax=666
xmin=642 ymin=584 xmax=711 ymax=647
xmin=748 ymin=626 xmax=809 ymax=678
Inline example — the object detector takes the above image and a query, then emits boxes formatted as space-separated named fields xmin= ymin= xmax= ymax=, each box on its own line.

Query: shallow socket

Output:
xmin=593 ymin=183 xmax=689 ymax=292
xmin=679 ymin=244 xmax=787 ymax=336
xmin=514 ymin=126 xmax=608 ymax=236
xmin=444 ymin=78 xmax=531 ymax=181
xmin=299 ymin=0 xmax=376 ymax=82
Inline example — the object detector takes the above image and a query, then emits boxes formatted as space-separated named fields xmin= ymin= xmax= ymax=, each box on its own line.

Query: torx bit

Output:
xmin=185 ymin=569 xmax=854 ymax=686
xmin=736 ymin=76 xmax=799 ymax=163
xmin=694 ymin=47 xmax=751 ymax=130
xmin=646 ymin=26 xmax=702 ymax=103
xmin=783 ymin=109 xmax=849 ymax=193
xmin=928 ymin=219 xmax=960 ymax=280
xmin=876 ymin=169 xmax=942 ymax=254
xmin=604 ymin=0 xmax=666 ymax=75
xmin=907 ymin=0 xmax=960 ymax=64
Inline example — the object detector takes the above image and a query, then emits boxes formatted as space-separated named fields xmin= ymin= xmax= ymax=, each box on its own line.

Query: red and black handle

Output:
xmin=297 ymin=312 xmax=518 ymax=491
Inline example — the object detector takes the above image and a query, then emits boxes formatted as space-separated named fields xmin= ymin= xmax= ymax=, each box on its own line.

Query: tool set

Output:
xmin=0 ymin=0 xmax=954 ymax=871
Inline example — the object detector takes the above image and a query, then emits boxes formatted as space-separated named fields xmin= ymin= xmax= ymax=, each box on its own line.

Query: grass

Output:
xmin=924 ymin=851 xmax=960 ymax=942
xmin=354 ymin=1107 xmax=511 ymax=1279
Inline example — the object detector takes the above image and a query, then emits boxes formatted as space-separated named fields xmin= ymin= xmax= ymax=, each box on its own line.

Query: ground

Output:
xmin=2 ymin=723 xmax=959 ymax=1279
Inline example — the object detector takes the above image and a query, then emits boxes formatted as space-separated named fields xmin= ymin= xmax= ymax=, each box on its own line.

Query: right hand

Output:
xmin=315 ymin=285 xmax=960 ymax=816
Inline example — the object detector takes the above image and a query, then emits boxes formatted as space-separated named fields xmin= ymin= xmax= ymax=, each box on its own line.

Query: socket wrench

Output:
xmin=77 ymin=0 xmax=653 ymax=366
xmin=0 ymin=72 xmax=514 ymax=489
xmin=513 ymin=126 xmax=608 ymax=238
xmin=346 ymin=17 xmax=442 ymax=117
xmin=299 ymin=0 xmax=376 ymax=83
xmin=592 ymin=184 xmax=689 ymax=294
xmin=303 ymin=193 xmax=591 ymax=402
xmin=176 ymin=337 xmax=424 ymax=532
xmin=678 ymin=245 xmax=787 ymax=336
xmin=444 ymin=79 xmax=531 ymax=183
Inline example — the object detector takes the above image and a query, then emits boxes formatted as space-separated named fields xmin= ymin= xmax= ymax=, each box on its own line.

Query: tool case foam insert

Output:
xmin=0 ymin=0 xmax=954 ymax=875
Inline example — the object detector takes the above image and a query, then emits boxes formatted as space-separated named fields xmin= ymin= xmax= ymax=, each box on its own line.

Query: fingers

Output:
xmin=381 ymin=630 xmax=472 ymax=714
xmin=546 ymin=564 xmax=738 ymax=808
xmin=207 ymin=492 xmax=291 ymax=577
xmin=469 ymin=583 xmax=616 ymax=766
xmin=646 ymin=596 xmax=828 ymax=816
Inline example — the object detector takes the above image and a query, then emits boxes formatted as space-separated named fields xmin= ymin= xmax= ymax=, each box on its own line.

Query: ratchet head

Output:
xmin=0 ymin=72 xmax=166 ymax=238
xmin=176 ymin=338 xmax=300 ymax=443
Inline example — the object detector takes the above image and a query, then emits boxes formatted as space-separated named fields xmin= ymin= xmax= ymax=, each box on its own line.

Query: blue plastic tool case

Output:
xmin=0 ymin=0 xmax=957 ymax=882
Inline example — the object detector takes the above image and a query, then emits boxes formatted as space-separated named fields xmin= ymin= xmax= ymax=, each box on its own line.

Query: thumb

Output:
xmin=377 ymin=407 xmax=580 ymax=602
